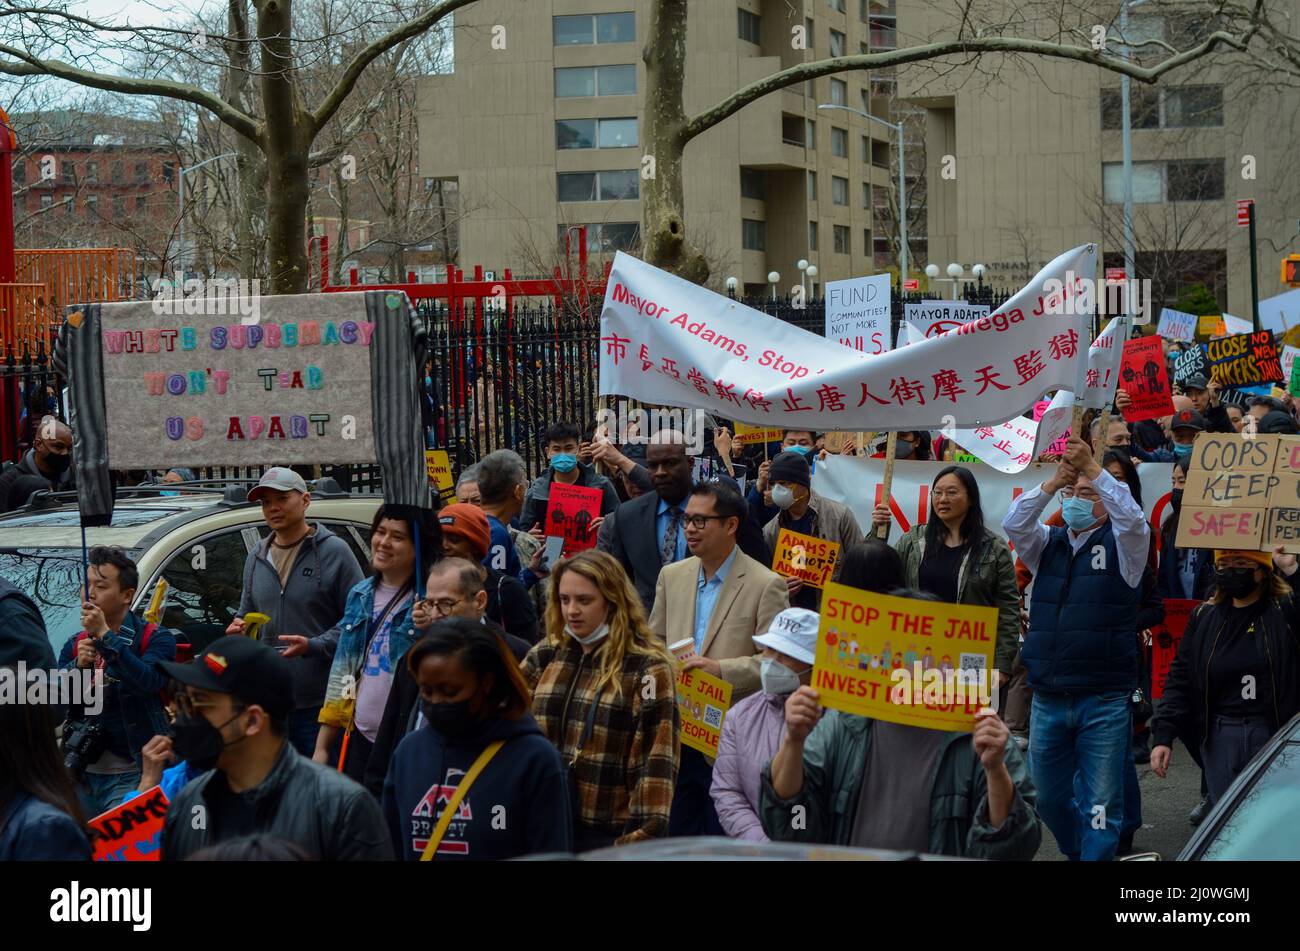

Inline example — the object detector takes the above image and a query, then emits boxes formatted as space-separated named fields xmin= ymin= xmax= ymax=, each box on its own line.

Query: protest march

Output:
xmin=6 ymin=239 xmax=1300 ymax=880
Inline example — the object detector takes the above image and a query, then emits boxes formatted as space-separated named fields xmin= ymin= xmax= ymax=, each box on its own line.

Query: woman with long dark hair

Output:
xmin=837 ymin=539 xmax=905 ymax=595
xmin=382 ymin=618 xmax=571 ymax=860
xmin=0 ymin=683 xmax=92 ymax=860
xmin=871 ymin=465 xmax=1019 ymax=683
xmin=1152 ymin=549 xmax=1300 ymax=804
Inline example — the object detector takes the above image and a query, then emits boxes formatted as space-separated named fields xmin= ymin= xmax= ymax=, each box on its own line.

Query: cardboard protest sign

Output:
xmin=545 ymin=482 xmax=603 ymax=557
xmin=823 ymin=431 xmax=860 ymax=455
xmin=901 ymin=300 xmax=991 ymax=339
xmin=64 ymin=290 xmax=427 ymax=525
xmin=1157 ymin=307 xmax=1197 ymax=342
xmin=675 ymin=667 xmax=732 ymax=757
xmin=771 ymin=528 xmax=841 ymax=588
xmin=1119 ymin=335 xmax=1175 ymax=422
xmin=733 ymin=423 xmax=784 ymax=446
xmin=1173 ymin=433 xmax=1300 ymax=551
xmin=1204 ymin=331 xmax=1283 ymax=388
xmin=1152 ymin=599 xmax=1197 ymax=700
xmin=813 ymin=583 xmax=998 ymax=731
xmin=89 ymin=786 xmax=168 ymax=861
xmin=825 ymin=274 xmax=891 ymax=354
xmin=425 ymin=449 xmax=454 ymax=500
xmin=1172 ymin=346 xmax=1208 ymax=388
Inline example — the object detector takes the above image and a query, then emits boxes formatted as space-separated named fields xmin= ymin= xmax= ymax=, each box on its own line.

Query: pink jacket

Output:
xmin=709 ymin=689 xmax=788 ymax=841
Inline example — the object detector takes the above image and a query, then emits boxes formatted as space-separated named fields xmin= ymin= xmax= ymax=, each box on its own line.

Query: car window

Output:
xmin=1 ymin=507 xmax=184 ymax=529
xmin=0 ymin=549 xmax=124 ymax=653
xmin=246 ymin=520 xmax=374 ymax=578
xmin=152 ymin=529 xmax=251 ymax=653
xmin=1199 ymin=741 xmax=1300 ymax=859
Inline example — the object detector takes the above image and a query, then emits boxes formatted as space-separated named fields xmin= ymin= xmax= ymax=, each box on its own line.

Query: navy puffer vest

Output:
xmin=1023 ymin=520 xmax=1141 ymax=694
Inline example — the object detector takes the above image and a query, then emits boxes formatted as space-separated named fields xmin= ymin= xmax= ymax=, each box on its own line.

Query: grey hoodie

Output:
xmin=237 ymin=522 xmax=365 ymax=709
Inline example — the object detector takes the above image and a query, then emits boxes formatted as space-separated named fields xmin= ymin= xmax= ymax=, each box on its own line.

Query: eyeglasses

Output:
xmin=683 ymin=514 xmax=725 ymax=530
xmin=1058 ymin=489 xmax=1100 ymax=501
xmin=431 ymin=597 xmax=464 ymax=615
xmin=932 ymin=490 xmax=965 ymax=501
xmin=174 ymin=691 xmax=230 ymax=717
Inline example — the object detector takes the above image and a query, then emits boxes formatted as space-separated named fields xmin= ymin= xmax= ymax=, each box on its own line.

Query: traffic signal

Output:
xmin=1284 ymin=254 xmax=1300 ymax=286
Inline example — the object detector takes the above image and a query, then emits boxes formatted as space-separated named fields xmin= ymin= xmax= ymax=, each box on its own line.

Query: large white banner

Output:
xmin=600 ymin=245 xmax=1099 ymax=433
xmin=825 ymin=274 xmax=891 ymax=355
xmin=811 ymin=455 xmax=1174 ymax=546
xmin=1258 ymin=288 xmax=1300 ymax=339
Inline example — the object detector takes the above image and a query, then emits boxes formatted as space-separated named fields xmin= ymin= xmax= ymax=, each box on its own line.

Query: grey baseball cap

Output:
xmin=247 ymin=466 xmax=308 ymax=501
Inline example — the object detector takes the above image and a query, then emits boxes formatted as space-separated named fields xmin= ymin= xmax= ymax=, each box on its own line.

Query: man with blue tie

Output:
xmin=597 ymin=430 xmax=696 ymax=613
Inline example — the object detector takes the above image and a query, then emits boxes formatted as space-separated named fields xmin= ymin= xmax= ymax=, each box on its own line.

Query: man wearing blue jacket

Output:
xmin=58 ymin=545 xmax=177 ymax=817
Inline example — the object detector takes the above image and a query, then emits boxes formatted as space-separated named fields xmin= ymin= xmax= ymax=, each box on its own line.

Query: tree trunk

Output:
xmin=258 ymin=0 xmax=312 ymax=294
xmin=641 ymin=0 xmax=708 ymax=285
xmin=330 ymin=164 xmax=349 ymax=286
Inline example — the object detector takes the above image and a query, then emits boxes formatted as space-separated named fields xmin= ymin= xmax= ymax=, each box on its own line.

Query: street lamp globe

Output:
xmin=797 ymin=259 xmax=809 ymax=272
xmin=971 ymin=264 xmax=986 ymax=279
xmin=946 ymin=263 xmax=964 ymax=279
xmin=924 ymin=264 xmax=940 ymax=279
xmin=767 ymin=271 xmax=780 ymax=284
xmin=806 ymin=265 xmax=818 ymax=279
xmin=725 ymin=276 xmax=738 ymax=291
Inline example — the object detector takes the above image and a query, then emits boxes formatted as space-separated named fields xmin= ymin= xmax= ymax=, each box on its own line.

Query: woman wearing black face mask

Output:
xmin=381 ymin=617 xmax=571 ymax=860
xmin=1150 ymin=549 xmax=1300 ymax=804
xmin=1158 ymin=457 xmax=1215 ymax=602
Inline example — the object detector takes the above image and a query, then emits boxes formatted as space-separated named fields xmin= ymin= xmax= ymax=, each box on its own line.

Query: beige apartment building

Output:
xmin=898 ymin=3 xmax=1297 ymax=316
xmin=416 ymin=0 xmax=915 ymax=297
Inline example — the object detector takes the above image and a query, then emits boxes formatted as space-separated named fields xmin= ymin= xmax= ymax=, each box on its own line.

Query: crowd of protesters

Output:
xmin=7 ymin=332 xmax=1300 ymax=863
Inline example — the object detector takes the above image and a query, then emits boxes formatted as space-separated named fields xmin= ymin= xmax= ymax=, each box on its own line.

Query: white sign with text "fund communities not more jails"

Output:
xmin=825 ymin=274 xmax=891 ymax=355
xmin=599 ymin=245 xmax=1100 ymax=436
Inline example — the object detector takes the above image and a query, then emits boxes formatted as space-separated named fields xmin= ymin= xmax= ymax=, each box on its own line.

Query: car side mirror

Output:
xmin=1118 ymin=851 xmax=1162 ymax=862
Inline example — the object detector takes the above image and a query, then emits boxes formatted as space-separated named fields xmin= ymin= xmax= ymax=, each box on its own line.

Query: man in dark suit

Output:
xmin=597 ymin=432 xmax=695 ymax=613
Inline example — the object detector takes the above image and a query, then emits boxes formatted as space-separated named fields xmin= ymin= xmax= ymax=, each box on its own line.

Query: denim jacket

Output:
xmin=57 ymin=611 xmax=176 ymax=767
xmin=318 ymin=576 xmax=419 ymax=729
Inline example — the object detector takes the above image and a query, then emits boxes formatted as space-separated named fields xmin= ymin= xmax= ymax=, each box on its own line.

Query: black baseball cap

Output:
xmin=1170 ymin=409 xmax=1206 ymax=433
xmin=1258 ymin=410 xmax=1300 ymax=435
xmin=159 ymin=635 xmax=294 ymax=720
xmin=1182 ymin=373 xmax=1209 ymax=391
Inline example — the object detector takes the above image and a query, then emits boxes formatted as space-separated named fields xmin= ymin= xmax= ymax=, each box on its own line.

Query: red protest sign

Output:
xmin=88 ymin=785 xmax=169 ymax=861
xmin=545 ymin=482 xmax=603 ymax=557
xmin=1119 ymin=335 xmax=1176 ymax=422
xmin=1152 ymin=599 xmax=1198 ymax=700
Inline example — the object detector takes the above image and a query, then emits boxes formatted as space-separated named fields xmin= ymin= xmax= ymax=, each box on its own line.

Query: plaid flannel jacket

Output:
xmin=523 ymin=638 xmax=680 ymax=845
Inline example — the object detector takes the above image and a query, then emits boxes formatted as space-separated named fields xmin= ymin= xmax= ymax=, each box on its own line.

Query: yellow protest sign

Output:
xmin=734 ymin=423 xmax=784 ymax=446
xmin=812 ymin=583 xmax=997 ymax=732
xmin=425 ymin=449 xmax=455 ymax=499
xmin=771 ymin=528 xmax=841 ymax=589
xmin=1197 ymin=314 xmax=1225 ymax=337
xmin=675 ymin=667 xmax=732 ymax=757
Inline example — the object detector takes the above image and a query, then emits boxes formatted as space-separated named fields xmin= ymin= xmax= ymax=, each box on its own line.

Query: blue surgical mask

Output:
xmin=1062 ymin=497 xmax=1099 ymax=532
xmin=551 ymin=453 xmax=578 ymax=473
xmin=160 ymin=490 xmax=179 ymax=497
xmin=787 ymin=445 xmax=813 ymax=457
xmin=1172 ymin=442 xmax=1193 ymax=460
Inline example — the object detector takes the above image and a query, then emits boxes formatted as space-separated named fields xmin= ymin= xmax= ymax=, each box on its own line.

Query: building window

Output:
xmin=829 ymin=0 xmax=846 ymax=12
xmin=134 ymin=162 xmax=148 ymax=183
xmin=11 ymin=159 xmax=24 ymax=184
xmin=738 ymin=8 xmax=761 ymax=44
xmin=740 ymin=167 xmax=765 ymax=200
xmin=831 ymin=127 xmax=848 ymax=157
xmin=85 ymin=194 xmax=98 ymax=214
xmin=805 ymin=118 xmax=816 ymax=148
xmin=555 ymin=65 xmax=637 ymax=97
xmin=136 ymin=195 xmax=148 ymax=212
xmin=807 ymin=170 xmax=817 ymax=201
xmin=62 ymin=160 xmax=75 ymax=184
xmin=1101 ymin=161 xmax=1166 ymax=203
xmin=39 ymin=194 xmax=52 ymax=210
xmin=111 ymin=161 xmax=123 ymax=183
xmin=829 ymin=29 xmax=846 ymax=57
xmin=557 ymin=173 xmax=597 ymax=201
xmin=1165 ymin=86 xmax=1223 ymax=127
xmin=742 ymin=218 xmax=766 ymax=251
xmin=782 ymin=114 xmax=806 ymax=146
xmin=864 ymin=227 xmax=871 ymax=254
xmin=556 ymin=118 xmax=638 ymax=149
xmin=1099 ymin=86 xmax=1160 ymax=130
xmin=1166 ymin=159 xmax=1224 ymax=200
xmin=809 ymin=220 xmax=819 ymax=251
xmin=805 ymin=18 xmax=814 ymax=47
xmin=870 ymin=14 xmax=896 ymax=49
xmin=871 ymin=139 xmax=890 ymax=168
xmin=598 ymin=168 xmax=640 ymax=199
xmin=862 ymin=182 xmax=871 ymax=208
xmin=85 ymin=161 xmax=98 ymax=183
xmin=833 ymin=224 xmax=850 ymax=254
xmin=112 ymin=194 xmax=126 ymax=218
xmin=554 ymin=12 xmax=635 ymax=45
xmin=830 ymin=78 xmax=847 ymax=105
xmin=860 ymin=0 xmax=868 ymax=22
xmin=63 ymin=196 xmax=73 ymax=216
xmin=598 ymin=222 xmax=640 ymax=250
xmin=832 ymin=176 xmax=849 ymax=205
xmin=874 ymin=234 xmax=892 ymax=268
xmin=870 ymin=75 xmax=895 ymax=96
xmin=861 ymin=135 xmax=870 ymax=162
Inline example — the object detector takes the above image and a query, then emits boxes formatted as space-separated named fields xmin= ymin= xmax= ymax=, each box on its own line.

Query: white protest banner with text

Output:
xmin=1223 ymin=313 xmax=1253 ymax=336
xmin=901 ymin=300 xmax=991 ymax=341
xmin=600 ymin=245 xmax=1099 ymax=431
xmin=826 ymin=274 xmax=891 ymax=355
xmin=1156 ymin=307 xmax=1197 ymax=343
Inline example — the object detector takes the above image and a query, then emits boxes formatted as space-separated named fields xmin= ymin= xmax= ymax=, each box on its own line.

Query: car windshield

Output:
xmin=0 ymin=549 xmax=134 ymax=652
xmin=0 ymin=508 xmax=180 ymax=529
xmin=1199 ymin=740 xmax=1300 ymax=859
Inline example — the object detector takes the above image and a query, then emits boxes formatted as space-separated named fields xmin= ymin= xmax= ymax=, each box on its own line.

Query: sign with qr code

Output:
xmin=674 ymin=667 xmax=733 ymax=757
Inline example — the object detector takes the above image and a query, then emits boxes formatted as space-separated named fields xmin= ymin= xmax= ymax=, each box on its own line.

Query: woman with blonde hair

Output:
xmin=521 ymin=549 xmax=679 ymax=851
xmin=1151 ymin=547 xmax=1300 ymax=805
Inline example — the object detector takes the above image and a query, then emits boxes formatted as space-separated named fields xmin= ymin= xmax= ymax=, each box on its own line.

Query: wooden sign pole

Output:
xmin=876 ymin=431 xmax=898 ymax=540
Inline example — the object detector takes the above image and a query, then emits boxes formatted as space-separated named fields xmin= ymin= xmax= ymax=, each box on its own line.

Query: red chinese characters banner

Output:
xmin=1120 ymin=335 xmax=1176 ymax=423
xmin=1152 ymin=599 xmax=1198 ymax=700
xmin=545 ymin=482 xmax=603 ymax=557
xmin=599 ymin=245 xmax=1100 ymax=469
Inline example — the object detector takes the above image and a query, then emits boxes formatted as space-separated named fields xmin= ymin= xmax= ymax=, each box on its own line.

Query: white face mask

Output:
xmin=567 ymin=621 xmax=610 ymax=647
xmin=771 ymin=484 xmax=796 ymax=510
xmin=760 ymin=657 xmax=807 ymax=696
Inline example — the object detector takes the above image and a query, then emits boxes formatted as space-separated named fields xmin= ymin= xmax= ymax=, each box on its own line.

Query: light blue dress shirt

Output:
xmin=693 ymin=546 xmax=739 ymax=653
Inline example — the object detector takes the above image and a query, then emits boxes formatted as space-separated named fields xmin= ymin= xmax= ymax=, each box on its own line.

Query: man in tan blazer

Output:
xmin=648 ymin=480 xmax=789 ymax=836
